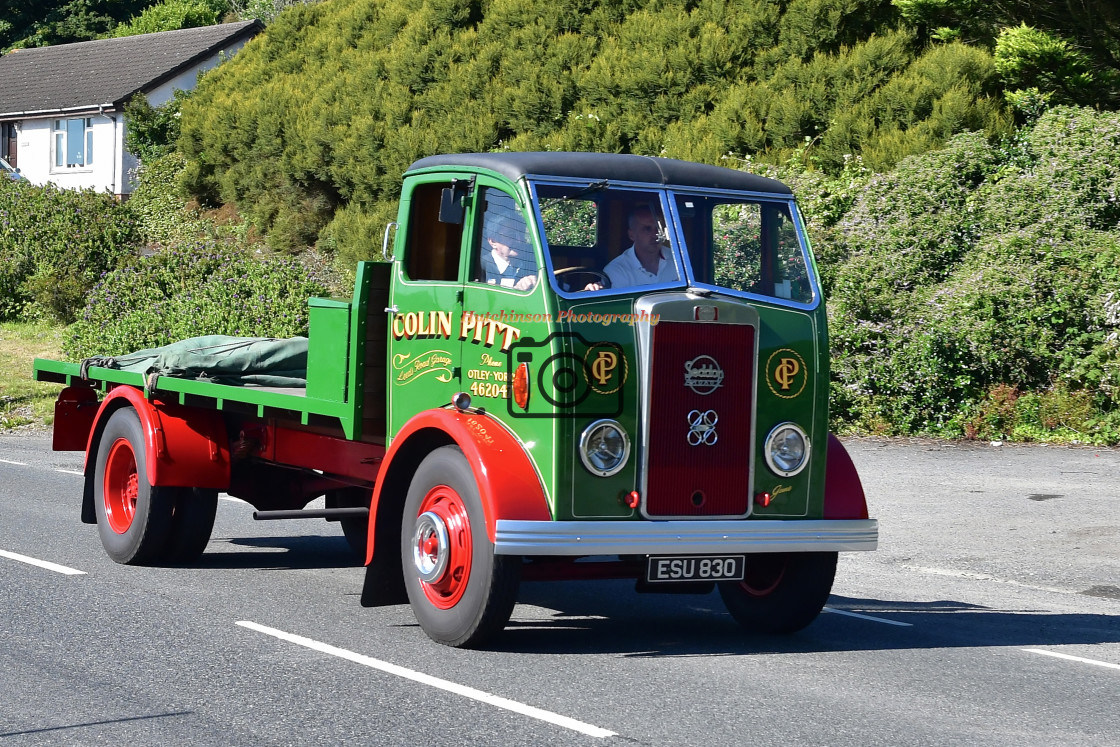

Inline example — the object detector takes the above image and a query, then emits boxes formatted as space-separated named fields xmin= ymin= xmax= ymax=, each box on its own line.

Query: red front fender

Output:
xmin=823 ymin=433 xmax=869 ymax=520
xmin=365 ymin=408 xmax=550 ymax=565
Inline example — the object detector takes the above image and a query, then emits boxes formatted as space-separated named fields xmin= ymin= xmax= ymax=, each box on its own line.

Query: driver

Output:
xmin=583 ymin=206 xmax=678 ymax=290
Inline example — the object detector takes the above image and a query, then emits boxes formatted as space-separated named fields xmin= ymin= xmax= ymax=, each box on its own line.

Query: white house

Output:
xmin=0 ymin=20 xmax=261 ymax=197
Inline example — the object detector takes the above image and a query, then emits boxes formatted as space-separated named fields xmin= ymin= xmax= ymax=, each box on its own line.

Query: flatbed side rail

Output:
xmin=32 ymin=359 xmax=355 ymax=434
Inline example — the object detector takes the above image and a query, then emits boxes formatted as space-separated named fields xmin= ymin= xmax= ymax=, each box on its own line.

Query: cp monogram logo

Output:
xmin=583 ymin=342 xmax=628 ymax=395
xmin=774 ymin=357 xmax=800 ymax=390
xmin=766 ymin=348 xmax=808 ymax=399
xmin=591 ymin=350 xmax=618 ymax=386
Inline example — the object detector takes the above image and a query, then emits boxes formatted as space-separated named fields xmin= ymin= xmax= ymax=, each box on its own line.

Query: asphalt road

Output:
xmin=1 ymin=433 xmax=1117 ymax=746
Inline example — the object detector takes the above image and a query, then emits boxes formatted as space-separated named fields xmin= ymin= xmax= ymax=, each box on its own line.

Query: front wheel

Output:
xmin=718 ymin=552 xmax=837 ymax=634
xmin=93 ymin=408 xmax=174 ymax=565
xmin=400 ymin=446 xmax=520 ymax=648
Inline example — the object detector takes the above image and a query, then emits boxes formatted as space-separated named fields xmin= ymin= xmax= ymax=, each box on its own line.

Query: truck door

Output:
xmin=386 ymin=177 xmax=470 ymax=434
xmin=460 ymin=183 xmax=545 ymax=410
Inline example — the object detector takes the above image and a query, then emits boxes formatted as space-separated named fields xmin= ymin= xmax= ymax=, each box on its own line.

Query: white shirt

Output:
xmin=603 ymin=246 xmax=678 ymax=288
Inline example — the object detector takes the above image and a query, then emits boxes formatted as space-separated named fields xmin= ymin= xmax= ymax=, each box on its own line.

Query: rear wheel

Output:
xmin=325 ymin=487 xmax=371 ymax=558
xmin=718 ymin=552 xmax=837 ymax=634
xmin=93 ymin=408 xmax=174 ymax=565
xmin=165 ymin=487 xmax=218 ymax=563
xmin=400 ymin=446 xmax=520 ymax=648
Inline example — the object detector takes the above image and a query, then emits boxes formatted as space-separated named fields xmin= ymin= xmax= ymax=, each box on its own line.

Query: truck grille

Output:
xmin=644 ymin=321 xmax=755 ymax=518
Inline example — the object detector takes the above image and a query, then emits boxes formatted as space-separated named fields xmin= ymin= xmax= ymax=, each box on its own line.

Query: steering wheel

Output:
xmin=554 ymin=266 xmax=611 ymax=291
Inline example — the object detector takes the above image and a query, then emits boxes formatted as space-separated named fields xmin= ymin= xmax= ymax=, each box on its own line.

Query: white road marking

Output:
xmin=822 ymin=606 xmax=913 ymax=627
xmin=237 ymin=620 xmax=616 ymax=738
xmin=904 ymin=565 xmax=1069 ymax=594
xmin=1023 ymin=649 xmax=1120 ymax=671
xmin=0 ymin=458 xmax=28 ymax=465
xmin=0 ymin=549 xmax=85 ymax=575
xmin=54 ymin=469 xmax=84 ymax=476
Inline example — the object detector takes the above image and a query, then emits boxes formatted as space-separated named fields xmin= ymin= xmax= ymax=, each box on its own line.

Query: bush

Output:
xmin=128 ymin=152 xmax=212 ymax=246
xmin=64 ymin=242 xmax=328 ymax=359
xmin=0 ymin=180 xmax=139 ymax=322
xmin=110 ymin=0 xmax=229 ymax=37
xmin=822 ymin=106 xmax=1120 ymax=443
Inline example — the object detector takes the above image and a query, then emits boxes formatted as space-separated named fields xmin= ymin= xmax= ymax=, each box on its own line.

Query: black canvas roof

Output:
xmin=408 ymin=152 xmax=793 ymax=195
xmin=0 ymin=20 xmax=261 ymax=119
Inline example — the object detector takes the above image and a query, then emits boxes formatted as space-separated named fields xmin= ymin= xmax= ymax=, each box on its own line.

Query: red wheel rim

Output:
xmin=737 ymin=556 xmax=787 ymax=597
xmin=413 ymin=485 xmax=472 ymax=610
xmin=103 ymin=438 xmax=138 ymax=535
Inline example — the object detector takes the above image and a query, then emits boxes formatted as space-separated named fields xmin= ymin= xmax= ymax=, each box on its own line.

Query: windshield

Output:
xmin=674 ymin=193 xmax=814 ymax=304
xmin=534 ymin=183 xmax=682 ymax=294
xmin=532 ymin=181 xmax=814 ymax=305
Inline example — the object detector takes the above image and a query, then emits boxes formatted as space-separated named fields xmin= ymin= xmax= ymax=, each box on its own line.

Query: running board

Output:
xmin=253 ymin=508 xmax=370 ymax=521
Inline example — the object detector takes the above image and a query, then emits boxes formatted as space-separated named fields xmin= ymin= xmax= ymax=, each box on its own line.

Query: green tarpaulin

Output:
xmin=81 ymin=336 xmax=309 ymax=387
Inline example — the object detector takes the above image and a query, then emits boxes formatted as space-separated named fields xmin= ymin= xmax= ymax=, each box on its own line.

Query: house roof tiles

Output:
xmin=0 ymin=20 xmax=261 ymax=119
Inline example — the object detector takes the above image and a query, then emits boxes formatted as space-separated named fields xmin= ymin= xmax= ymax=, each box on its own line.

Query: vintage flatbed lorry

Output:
xmin=34 ymin=152 xmax=877 ymax=647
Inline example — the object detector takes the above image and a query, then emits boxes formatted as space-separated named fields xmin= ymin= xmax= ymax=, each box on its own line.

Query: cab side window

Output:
xmin=472 ymin=188 xmax=538 ymax=291
xmin=404 ymin=182 xmax=462 ymax=282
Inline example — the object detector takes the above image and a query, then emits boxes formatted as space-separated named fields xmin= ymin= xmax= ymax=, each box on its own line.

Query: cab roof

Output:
xmin=406 ymin=152 xmax=793 ymax=195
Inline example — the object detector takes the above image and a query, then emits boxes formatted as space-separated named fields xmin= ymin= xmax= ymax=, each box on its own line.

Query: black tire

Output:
xmin=718 ymin=552 xmax=837 ymax=634
xmin=325 ymin=487 xmax=371 ymax=558
xmin=400 ymin=445 xmax=521 ymax=648
xmin=93 ymin=408 xmax=175 ymax=565
xmin=165 ymin=487 xmax=218 ymax=564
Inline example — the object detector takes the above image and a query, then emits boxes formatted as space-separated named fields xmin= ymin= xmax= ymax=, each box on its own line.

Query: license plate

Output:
xmin=646 ymin=555 xmax=745 ymax=583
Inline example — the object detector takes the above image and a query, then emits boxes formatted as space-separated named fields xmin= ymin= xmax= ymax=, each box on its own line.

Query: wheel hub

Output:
xmin=412 ymin=510 xmax=450 ymax=583
xmin=104 ymin=438 xmax=139 ymax=535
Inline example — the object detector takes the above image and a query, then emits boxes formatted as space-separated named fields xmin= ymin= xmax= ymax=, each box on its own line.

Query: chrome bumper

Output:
xmin=493 ymin=518 xmax=878 ymax=556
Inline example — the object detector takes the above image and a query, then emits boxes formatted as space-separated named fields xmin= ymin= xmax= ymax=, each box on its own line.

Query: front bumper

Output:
xmin=493 ymin=518 xmax=878 ymax=556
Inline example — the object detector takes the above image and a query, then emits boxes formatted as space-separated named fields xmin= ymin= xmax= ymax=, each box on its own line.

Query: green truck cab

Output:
xmin=34 ymin=152 xmax=876 ymax=647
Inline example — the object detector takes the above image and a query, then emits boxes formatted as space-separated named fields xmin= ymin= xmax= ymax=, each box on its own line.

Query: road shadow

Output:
xmin=182 ymin=535 xmax=363 ymax=570
xmin=484 ymin=581 xmax=1120 ymax=657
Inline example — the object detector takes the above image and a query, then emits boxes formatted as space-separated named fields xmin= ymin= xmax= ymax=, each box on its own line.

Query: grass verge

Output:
xmin=0 ymin=321 xmax=65 ymax=430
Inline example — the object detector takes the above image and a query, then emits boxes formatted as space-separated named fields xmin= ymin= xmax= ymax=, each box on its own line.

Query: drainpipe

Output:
xmin=97 ymin=103 xmax=117 ymax=195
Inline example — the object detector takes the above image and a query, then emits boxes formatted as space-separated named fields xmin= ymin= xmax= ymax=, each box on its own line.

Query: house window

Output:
xmin=53 ymin=118 xmax=94 ymax=168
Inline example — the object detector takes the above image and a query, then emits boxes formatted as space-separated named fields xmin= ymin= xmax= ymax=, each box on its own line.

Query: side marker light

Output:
xmin=513 ymin=362 xmax=529 ymax=410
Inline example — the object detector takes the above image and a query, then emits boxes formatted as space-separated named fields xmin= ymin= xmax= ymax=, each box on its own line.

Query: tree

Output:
xmin=110 ymin=0 xmax=229 ymax=37
xmin=892 ymin=0 xmax=1120 ymax=105
xmin=995 ymin=23 xmax=1098 ymax=106
xmin=1 ymin=0 xmax=151 ymax=50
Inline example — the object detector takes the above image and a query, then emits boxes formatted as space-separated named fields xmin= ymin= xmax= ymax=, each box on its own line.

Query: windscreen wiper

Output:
xmin=562 ymin=179 xmax=609 ymax=200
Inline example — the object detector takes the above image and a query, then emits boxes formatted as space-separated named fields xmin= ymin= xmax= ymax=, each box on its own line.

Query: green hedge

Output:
xmin=0 ymin=180 xmax=139 ymax=323
xmin=822 ymin=106 xmax=1120 ymax=443
xmin=64 ymin=242 xmax=328 ymax=359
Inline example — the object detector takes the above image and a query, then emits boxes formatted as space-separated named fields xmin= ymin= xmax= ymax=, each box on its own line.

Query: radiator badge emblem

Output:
xmin=684 ymin=355 xmax=724 ymax=395
xmin=767 ymin=348 xmax=808 ymax=399
xmin=687 ymin=409 xmax=719 ymax=446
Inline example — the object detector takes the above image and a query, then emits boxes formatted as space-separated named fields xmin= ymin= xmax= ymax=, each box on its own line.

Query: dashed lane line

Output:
xmin=0 ymin=549 xmax=85 ymax=575
xmin=236 ymin=620 xmax=617 ymax=738
xmin=54 ymin=469 xmax=84 ymax=476
xmin=0 ymin=458 xmax=28 ymax=466
xmin=822 ymin=606 xmax=913 ymax=627
xmin=1023 ymin=649 xmax=1120 ymax=672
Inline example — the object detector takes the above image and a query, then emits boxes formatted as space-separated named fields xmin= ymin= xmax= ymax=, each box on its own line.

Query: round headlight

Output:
xmin=579 ymin=419 xmax=630 ymax=477
xmin=764 ymin=422 xmax=811 ymax=477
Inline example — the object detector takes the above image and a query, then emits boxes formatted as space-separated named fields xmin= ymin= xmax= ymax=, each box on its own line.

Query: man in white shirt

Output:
xmin=583 ymin=207 xmax=678 ymax=290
